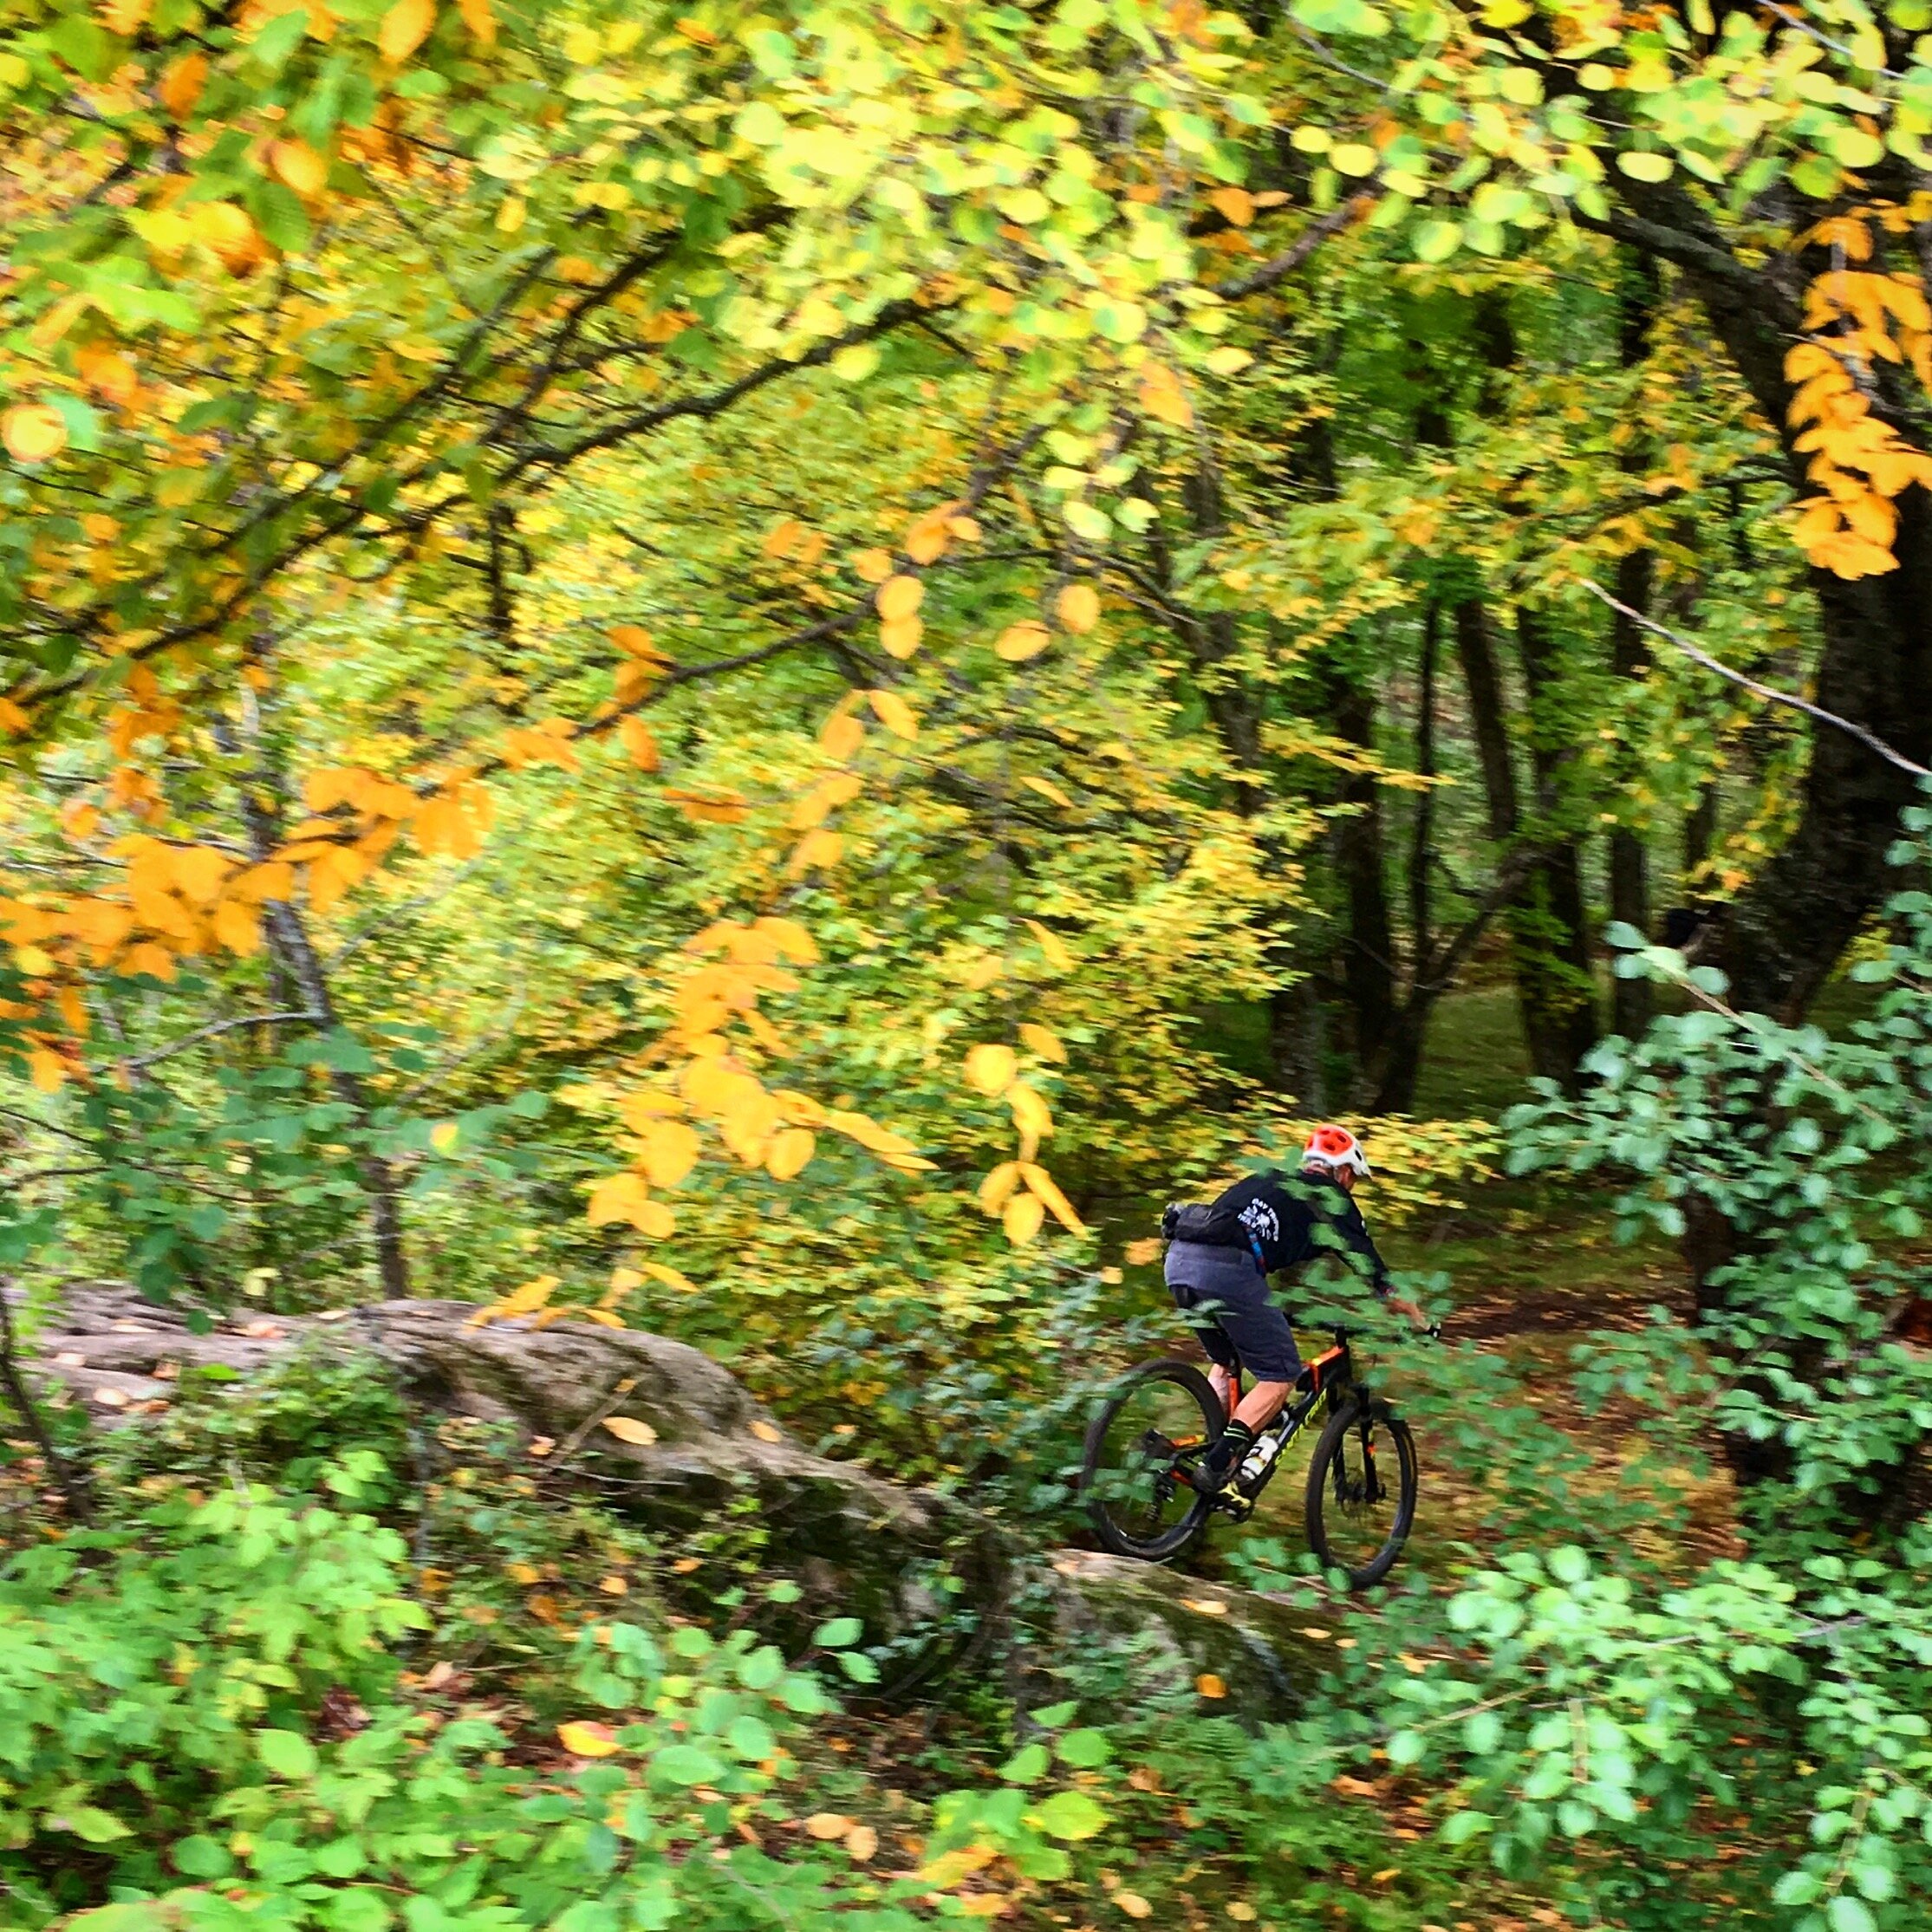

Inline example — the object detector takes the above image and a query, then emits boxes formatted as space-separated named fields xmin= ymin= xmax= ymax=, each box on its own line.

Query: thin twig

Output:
xmin=1578 ymin=578 xmax=1929 ymax=779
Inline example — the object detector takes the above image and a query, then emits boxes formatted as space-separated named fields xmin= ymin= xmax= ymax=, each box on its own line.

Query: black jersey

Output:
xmin=1193 ymin=1168 xmax=1392 ymax=1295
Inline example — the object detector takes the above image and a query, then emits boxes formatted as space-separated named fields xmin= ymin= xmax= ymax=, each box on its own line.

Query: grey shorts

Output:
xmin=1163 ymin=1241 xmax=1303 ymax=1383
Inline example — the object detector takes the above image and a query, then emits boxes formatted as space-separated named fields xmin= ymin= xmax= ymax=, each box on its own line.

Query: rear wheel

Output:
xmin=1081 ymin=1360 xmax=1221 ymax=1562
xmin=1304 ymin=1398 xmax=1416 ymax=1588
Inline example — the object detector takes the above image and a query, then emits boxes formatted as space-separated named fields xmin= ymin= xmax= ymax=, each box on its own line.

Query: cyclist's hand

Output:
xmin=1386 ymin=1293 xmax=1429 ymax=1330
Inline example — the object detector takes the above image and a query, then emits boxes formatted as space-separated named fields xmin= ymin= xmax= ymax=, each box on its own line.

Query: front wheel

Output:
xmin=1081 ymin=1360 xmax=1221 ymax=1562
xmin=1304 ymin=1398 xmax=1417 ymax=1589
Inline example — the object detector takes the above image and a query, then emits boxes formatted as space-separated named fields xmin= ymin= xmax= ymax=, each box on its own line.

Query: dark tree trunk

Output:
xmin=1330 ymin=672 xmax=1396 ymax=1071
xmin=1610 ymin=546 xmax=1656 ymax=1037
xmin=1514 ymin=609 xmax=1602 ymax=1087
xmin=1610 ymin=178 xmax=1932 ymax=1019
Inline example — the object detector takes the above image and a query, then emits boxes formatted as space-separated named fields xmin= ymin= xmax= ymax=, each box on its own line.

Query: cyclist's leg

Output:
xmin=1168 ymin=1274 xmax=1240 ymax=1417
xmin=1203 ymin=1289 xmax=1302 ymax=1476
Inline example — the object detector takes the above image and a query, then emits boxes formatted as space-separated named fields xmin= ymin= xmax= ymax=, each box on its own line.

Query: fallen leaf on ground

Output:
xmin=557 ymin=1721 xmax=618 ymax=1757
xmin=1116 ymin=1893 xmax=1152 ymax=1920
xmin=805 ymin=1812 xmax=851 ymax=1839
xmin=750 ymin=1420 xmax=783 ymax=1442
xmin=602 ymin=1415 xmax=658 ymax=1445
xmin=846 ymin=1823 xmax=878 ymax=1860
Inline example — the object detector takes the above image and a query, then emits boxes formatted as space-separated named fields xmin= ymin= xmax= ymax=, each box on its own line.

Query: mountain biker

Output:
xmin=1161 ymin=1125 xmax=1430 ymax=1493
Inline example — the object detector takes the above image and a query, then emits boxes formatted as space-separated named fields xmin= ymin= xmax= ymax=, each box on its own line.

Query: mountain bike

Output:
xmin=1077 ymin=1324 xmax=1418 ymax=1588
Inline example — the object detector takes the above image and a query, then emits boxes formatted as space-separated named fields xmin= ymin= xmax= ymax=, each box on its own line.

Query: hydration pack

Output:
xmin=1161 ymin=1200 xmax=1252 ymax=1250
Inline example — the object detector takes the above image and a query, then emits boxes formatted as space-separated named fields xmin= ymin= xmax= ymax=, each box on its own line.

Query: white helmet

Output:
xmin=1301 ymin=1122 xmax=1371 ymax=1180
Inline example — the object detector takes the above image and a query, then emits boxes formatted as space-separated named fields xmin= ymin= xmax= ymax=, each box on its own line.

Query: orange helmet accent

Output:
xmin=1302 ymin=1123 xmax=1370 ymax=1179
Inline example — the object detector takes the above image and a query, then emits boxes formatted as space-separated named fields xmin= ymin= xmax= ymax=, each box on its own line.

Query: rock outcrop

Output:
xmin=16 ymin=1285 xmax=1323 ymax=1718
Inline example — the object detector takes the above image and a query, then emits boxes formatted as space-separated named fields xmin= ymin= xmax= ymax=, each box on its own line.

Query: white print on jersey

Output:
xmin=1238 ymin=1200 xmax=1279 ymax=1246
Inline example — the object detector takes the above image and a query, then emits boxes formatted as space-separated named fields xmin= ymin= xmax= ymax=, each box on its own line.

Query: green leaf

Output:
xmin=172 ymin=1835 xmax=233 ymax=1879
xmin=1387 ymin=1730 xmax=1427 ymax=1766
xmin=257 ymin=1728 xmax=319 ymax=1780
xmin=62 ymin=1806 xmax=133 ymax=1844
xmin=1031 ymin=1701 xmax=1079 ymax=1728
xmin=653 ymin=1743 xmax=727 ymax=1786
xmin=814 ymin=1616 xmax=862 ymax=1649
xmin=726 ymin=1714 xmax=777 ymax=1761
xmin=1412 ymin=219 xmax=1460 ymax=263
xmin=1547 ymin=1545 xmax=1590 ymax=1585
xmin=1031 ymin=1789 xmax=1109 ymax=1841
xmin=1055 ymin=1728 xmax=1110 ymax=1769
xmin=1827 ymin=1896 xmax=1877 ymax=1932
xmin=1001 ymin=1742 xmax=1051 ymax=1784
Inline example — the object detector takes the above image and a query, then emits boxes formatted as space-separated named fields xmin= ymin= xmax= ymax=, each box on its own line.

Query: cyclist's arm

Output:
xmin=1332 ymin=1200 xmax=1431 ymax=1330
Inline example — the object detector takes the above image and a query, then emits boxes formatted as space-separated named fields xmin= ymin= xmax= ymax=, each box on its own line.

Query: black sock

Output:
xmin=1206 ymin=1419 xmax=1256 ymax=1476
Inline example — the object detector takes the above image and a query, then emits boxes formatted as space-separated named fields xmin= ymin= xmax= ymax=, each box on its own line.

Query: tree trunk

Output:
xmin=1609 ymin=547 xmax=1656 ymax=1038
xmin=1610 ymin=178 xmax=1932 ymax=1019
xmin=1330 ymin=671 xmax=1396 ymax=1079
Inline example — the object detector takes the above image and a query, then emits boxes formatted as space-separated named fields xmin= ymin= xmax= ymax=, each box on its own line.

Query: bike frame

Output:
xmin=1174 ymin=1324 xmax=1372 ymax=1507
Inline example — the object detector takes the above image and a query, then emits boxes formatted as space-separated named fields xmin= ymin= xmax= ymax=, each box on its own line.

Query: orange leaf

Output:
xmin=763 ymin=517 xmax=805 ymax=558
xmin=995 ymin=621 xmax=1050 ymax=662
xmin=638 ymin=1119 xmax=701 ymax=1188
xmin=750 ymin=1419 xmax=783 ymax=1442
xmin=765 ymin=1126 xmax=815 ymax=1179
xmin=805 ymin=1813 xmax=851 ymax=1841
xmin=602 ymin=1415 xmax=659 ymax=1445
xmin=159 ymin=51 xmax=207 ymax=120
xmin=457 ymin=0 xmax=497 ymax=42
xmin=1196 ymin=1673 xmax=1226 ymax=1698
xmin=1003 ymin=1192 xmax=1044 ymax=1246
xmin=852 ymin=547 xmax=894 ymax=583
xmin=876 ymin=574 xmax=923 ymax=621
xmin=880 ymin=615 xmax=922 ymax=659
xmin=1056 ymin=583 xmax=1100 ymax=634
xmin=1018 ymin=1022 xmax=1065 ymax=1064
xmin=820 ymin=712 xmax=865 ymax=760
xmin=903 ymin=517 xmax=950 ymax=565
xmin=867 ymin=689 xmax=918 ymax=739
xmin=1019 ymin=1161 xmax=1088 ymax=1236
xmin=1211 ymin=186 xmax=1255 ymax=226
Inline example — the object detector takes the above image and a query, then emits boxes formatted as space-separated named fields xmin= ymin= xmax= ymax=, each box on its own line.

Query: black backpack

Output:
xmin=1160 ymin=1200 xmax=1250 ymax=1249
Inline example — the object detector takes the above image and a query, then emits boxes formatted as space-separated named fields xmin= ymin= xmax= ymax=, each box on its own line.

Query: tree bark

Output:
xmin=1330 ymin=671 xmax=1397 ymax=1072
xmin=1608 ymin=179 xmax=1932 ymax=1019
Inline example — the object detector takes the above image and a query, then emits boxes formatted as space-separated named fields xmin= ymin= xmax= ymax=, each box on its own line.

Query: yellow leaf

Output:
xmin=876 ymin=574 xmax=923 ymax=622
xmin=750 ymin=1419 xmax=783 ymax=1442
xmin=1196 ymin=1673 xmax=1226 ymax=1699
xmin=431 ymin=1122 xmax=460 ymax=1154
xmin=1019 ymin=1162 xmax=1088 ymax=1236
xmin=1056 ymin=582 xmax=1100 ymax=634
xmin=1211 ymin=185 xmax=1256 ymax=226
xmin=1003 ymin=1193 xmax=1044 ymax=1246
xmin=1369 ymin=1869 xmax=1399 ymax=1884
xmin=1140 ymin=368 xmax=1194 ymax=427
xmin=852 ymin=547 xmax=894 ymax=583
xmin=766 ymin=1127 xmax=815 ymax=1180
xmin=456 ymin=0 xmax=496 ymax=45
xmin=599 ymin=1574 xmax=628 ymax=1595
xmin=1024 ymin=919 xmax=1073 ymax=972
xmin=995 ymin=621 xmax=1051 ymax=662
xmin=1022 ymin=776 xmax=1074 ymax=810
xmin=978 ymin=1161 xmax=1022 ymax=1213
xmin=557 ymin=1721 xmax=620 ymax=1758
xmin=3 ymin=406 xmax=67 ymax=465
xmin=270 ymin=140 xmax=328 ymax=198
xmin=1124 ymin=1236 xmax=1161 ymax=1265
xmin=867 ymin=689 xmax=918 ymax=739
xmin=12 ymin=945 xmax=53 ymax=977
xmin=1117 ymin=1893 xmax=1153 ymax=1920
xmin=638 ymin=1119 xmax=701 ymax=1189
xmin=378 ymin=0 xmax=435 ymax=62
xmin=820 ymin=712 xmax=865 ymax=760
xmin=763 ymin=517 xmax=805 ymax=557
xmin=1007 ymin=1082 xmax=1053 ymax=1142
xmin=964 ymin=1042 xmax=1017 ymax=1096
xmin=602 ymin=1415 xmax=659 ymax=1446
xmin=1018 ymin=1023 xmax=1065 ymax=1064
xmin=880 ymin=615 xmax=922 ymax=659
xmin=959 ymin=1895 xmax=1010 ymax=1919
xmin=915 ymin=1845 xmax=997 ymax=1887
xmin=1226 ymin=1905 xmax=1257 ymax=1922
xmin=619 ymin=717 xmax=660 ymax=771
xmin=507 ymin=1561 xmax=540 ymax=1583
xmin=586 ymin=1171 xmax=673 ymax=1234
xmin=805 ymin=1812 xmax=850 ymax=1840
xmin=845 ymin=1823 xmax=878 ymax=1861
xmin=30 ymin=1049 xmax=65 ymax=1093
